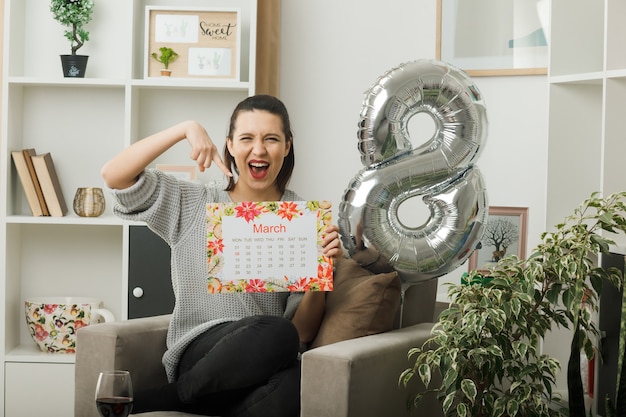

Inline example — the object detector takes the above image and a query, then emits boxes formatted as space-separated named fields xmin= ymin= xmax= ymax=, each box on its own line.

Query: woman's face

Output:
xmin=227 ymin=110 xmax=291 ymax=199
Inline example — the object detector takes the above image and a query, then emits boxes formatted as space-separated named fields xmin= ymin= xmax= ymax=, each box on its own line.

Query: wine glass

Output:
xmin=95 ymin=370 xmax=134 ymax=417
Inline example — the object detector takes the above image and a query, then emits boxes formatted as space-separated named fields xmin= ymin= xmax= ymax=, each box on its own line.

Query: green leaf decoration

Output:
xmin=456 ymin=402 xmax=468 ymax=417
xmin=493 ymin=396 xmax=507 ymax=417
xmin=460 ymin=379 xmax=477 ymax=403
xmin=418 ymin=363 xmax=431 ymax=387
xmin=442 ymin=392 xmax=455 ymax=414
xmin=442 ymin=367 xmax=458 ymax=389
xmin=510 ymin=297 xmax=522 ymax=317
xmin=506 ymin=399 xmax=519 ymax=416
xmin=398 ymin=368 xmax=414 ymax=388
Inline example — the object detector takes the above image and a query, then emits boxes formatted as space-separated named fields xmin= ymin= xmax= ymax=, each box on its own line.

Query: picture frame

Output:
xmin=144 ymin=6 xmax=241 ymax=80
xmin=468 ymin=206 xmax=528 ymax=272
xmin=156 ymin=164 xmax=197 ymax=182
xmin=436 ymin=0 xmax=548 ymax=76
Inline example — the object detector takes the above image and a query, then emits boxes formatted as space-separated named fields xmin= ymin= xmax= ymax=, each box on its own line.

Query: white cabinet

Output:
xmin=546 ymin=0 xmax=626 ymax=408
xmin=0 ymin=0 xmax=257 ymax=415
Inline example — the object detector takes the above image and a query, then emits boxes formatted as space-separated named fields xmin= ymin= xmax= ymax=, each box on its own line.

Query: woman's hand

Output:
xmin=102 ymin=120 xmax=231 ymax=190
xmin=292 ymin=224 xmax=341 ymax=344
xmin=184 ymin=121 xmax=232 ymax=177
xmin=292 ymin=290 xmax=325 ymax=344
xmin=322 ymin=224 xmax=343 ymax=259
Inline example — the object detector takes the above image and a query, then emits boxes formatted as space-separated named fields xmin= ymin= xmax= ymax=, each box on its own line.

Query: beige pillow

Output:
xmin=310 ymin=257 xmax=401 ymax=348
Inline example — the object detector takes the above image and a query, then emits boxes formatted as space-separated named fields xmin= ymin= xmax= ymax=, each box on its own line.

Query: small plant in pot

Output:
xmin=50 ymin=0 xmax=94 ymax=78
xmin=151 ymin=47 xmax=179 ymax=77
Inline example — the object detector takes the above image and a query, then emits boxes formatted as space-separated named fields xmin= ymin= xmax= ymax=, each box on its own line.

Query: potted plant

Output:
xmin=50 ymin=0 xmax=94 ymax=78
xmin=401 ymin=191 xmax=626 ymax=417
xmin=151 ymin=47 xmax=179 ymax=77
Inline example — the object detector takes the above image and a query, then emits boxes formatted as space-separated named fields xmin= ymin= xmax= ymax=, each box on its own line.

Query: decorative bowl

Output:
xmin=24 ymin=297 xmax=114 ymax=353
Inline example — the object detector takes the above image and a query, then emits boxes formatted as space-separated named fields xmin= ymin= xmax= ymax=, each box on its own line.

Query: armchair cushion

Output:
xmin=302 ymin=322 xmax=443 ymax=417
xmin=310 ymin=257 xmax=401 ymax=348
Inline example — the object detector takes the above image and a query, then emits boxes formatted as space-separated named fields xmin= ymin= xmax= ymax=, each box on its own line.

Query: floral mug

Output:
xmin=24 ymin=297 xmax=115 ymax=353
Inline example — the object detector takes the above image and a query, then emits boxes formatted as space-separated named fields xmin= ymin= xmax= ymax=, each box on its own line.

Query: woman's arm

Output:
xmin=101 ymin=120 xmax=231 ymax=190
xmin=291 ymin=291 xmax=326 ymax=344
xmin=291 ymin=225 xmax=342 ymax=343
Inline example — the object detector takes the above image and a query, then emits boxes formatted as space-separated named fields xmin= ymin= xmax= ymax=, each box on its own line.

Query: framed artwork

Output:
xmin=145 ymin=6 xmax=241 ymax=80
xmin=155 ymin=164 xmax=197 ymax=182
xmin=436 ymin=0 xmax=549 ymax=76
xmin=468 ymin=206 xmax=528 ymax=272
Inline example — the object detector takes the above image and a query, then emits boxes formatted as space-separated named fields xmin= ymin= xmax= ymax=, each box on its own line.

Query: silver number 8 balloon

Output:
xmin=338 ymin=59 xmax=489 ymax=284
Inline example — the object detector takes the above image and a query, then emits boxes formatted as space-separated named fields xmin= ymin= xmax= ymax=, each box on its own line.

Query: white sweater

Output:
xmin=109 ymin=169 xmax=304 ymax=382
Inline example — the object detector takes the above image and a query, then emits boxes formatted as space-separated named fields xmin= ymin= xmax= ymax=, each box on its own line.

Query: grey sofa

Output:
xmin=74 ymin=279 xmax=444 ymax=417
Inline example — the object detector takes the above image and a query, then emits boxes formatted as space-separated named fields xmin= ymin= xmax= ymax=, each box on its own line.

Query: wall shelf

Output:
xmin=5 ymin=215 xmax=128 ymax=226
xmin=6 ymin=345 xmax=76 ymax=364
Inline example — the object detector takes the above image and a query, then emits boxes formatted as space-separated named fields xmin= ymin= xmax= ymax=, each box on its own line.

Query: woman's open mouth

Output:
xmin=249 ymin=161 xmax=269 ymax=179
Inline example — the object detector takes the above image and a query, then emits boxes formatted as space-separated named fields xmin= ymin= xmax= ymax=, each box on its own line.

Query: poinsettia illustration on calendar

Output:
xmin=206 ymin=200 xmax=334 ymax=293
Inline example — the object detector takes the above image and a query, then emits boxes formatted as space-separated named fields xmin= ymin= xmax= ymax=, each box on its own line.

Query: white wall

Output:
xmin=280 ymin=0 xmax=439 ymax=212
xmin=279 ymin=0 xmax=549 ymax=289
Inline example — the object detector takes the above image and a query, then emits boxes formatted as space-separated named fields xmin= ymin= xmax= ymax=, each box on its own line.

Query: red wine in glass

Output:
xmin=95 ymin=371 xmax=133 ymax=417
xmin=96 ymin=396 xmax=133 ymax=416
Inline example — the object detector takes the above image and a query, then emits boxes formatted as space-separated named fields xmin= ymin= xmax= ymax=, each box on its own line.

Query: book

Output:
xmin=31 ymin=152 xmax=68 ymax=217
xmin=22 ymin=149 xmax=50 ymax=216
xmin=11 ymin=150 xmax=45 ymax=216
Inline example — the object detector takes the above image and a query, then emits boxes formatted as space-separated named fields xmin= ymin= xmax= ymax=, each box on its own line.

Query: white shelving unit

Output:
xmin=546 ymin=0 xmax=626 ymax=408
xmin=0 ymin=0 xmax=257 ymax=415
xmin=547 ymin=0 xmax=626 ymax=243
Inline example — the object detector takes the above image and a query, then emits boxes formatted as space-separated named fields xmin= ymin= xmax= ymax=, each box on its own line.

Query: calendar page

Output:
xmin=206 ymin=201 xmax=333 ymax=293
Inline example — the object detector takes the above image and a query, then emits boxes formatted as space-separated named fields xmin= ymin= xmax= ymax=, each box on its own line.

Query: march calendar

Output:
xmin=206 ymin=201 xmax=334 ymax=293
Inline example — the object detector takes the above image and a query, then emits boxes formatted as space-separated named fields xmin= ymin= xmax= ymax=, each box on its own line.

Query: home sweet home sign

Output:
xmin=145 ymin=7 xmax=241 ymax=79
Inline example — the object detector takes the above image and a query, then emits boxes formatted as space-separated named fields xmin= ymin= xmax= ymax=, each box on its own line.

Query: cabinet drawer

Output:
xmin=5 ymin=362 xmax=74 ymax=416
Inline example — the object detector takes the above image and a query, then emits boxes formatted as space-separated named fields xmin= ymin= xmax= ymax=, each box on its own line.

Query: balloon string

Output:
xmin=399 ymin=286 xmax=406 ymax=329
xmin=399 ymin=281 xmax=414 ymax=328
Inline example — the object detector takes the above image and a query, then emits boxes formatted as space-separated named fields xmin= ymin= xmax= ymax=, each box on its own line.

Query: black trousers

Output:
xmin=135 ymin=315 xmax=301 ymax=417
xmin=176 ymin=316 xmax=300 ymax=417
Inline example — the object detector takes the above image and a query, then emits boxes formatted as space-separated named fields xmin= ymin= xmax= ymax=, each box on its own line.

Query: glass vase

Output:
xmin=73 ymin=187 xmax=105 ymax=217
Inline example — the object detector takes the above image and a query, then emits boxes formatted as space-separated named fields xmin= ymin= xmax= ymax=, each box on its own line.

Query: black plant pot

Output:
xmin=60 ymin=55 xmax=89 ymax=78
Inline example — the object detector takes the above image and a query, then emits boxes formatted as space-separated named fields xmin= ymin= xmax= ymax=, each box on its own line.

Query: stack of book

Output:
xmin=11 ymin=148 xmax=68 ymax=217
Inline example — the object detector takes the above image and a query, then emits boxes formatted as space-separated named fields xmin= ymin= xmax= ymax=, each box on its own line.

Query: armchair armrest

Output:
xmin=75 ymin=314 xmax=172 ymax=417
xmin=301 ymin=322 xmax=442 ymax=417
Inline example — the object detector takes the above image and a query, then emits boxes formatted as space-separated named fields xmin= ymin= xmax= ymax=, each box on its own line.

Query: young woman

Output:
xmin=101 ymin=95 xmax=342 ymax=417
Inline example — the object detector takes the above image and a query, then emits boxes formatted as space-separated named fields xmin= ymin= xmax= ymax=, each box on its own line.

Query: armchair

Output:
xmin=75 ymin=265 xmax=444 ymax=417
